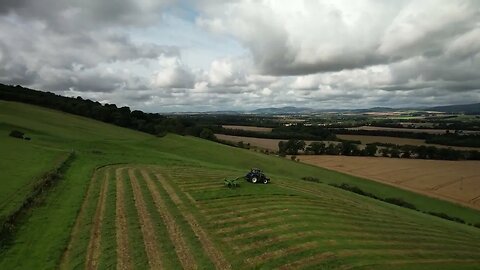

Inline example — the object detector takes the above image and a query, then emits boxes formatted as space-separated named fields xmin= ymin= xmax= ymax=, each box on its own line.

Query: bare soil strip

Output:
xmin=140 ymin=169 xmax=197 ymax=270
xmin=59 ymin=169 xmax=98 ymax=269
xmin=246 ymin=241 xmax=318 ymax=266
xmin=154 ymin=172 xmax=231 ymax=270
xmin=128 ymin=169 xmax=164 ymax=269
xmin=85 ymin=169 xmax=110 ymax=270
xmin=115 ymin=167 xmax=132 ymax=270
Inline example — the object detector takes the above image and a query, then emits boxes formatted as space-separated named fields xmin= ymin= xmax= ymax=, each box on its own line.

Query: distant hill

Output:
xmin=249 ymin=103 xmax=480 ymax=115
xmin=251 ymin=106 xmax=316 ymax=114
xmin=428 ymin=103 xmax=480 ymax=113
xmin=249 ymin=106 xmax=400 ymax=114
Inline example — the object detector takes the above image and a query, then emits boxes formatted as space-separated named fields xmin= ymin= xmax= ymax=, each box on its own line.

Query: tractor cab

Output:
xmin=246 ymin=168 xmax=270 ymax=184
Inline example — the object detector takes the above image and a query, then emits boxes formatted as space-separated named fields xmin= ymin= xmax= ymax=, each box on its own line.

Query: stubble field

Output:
xmin=297 ymin=155 xmax=480 ymax=210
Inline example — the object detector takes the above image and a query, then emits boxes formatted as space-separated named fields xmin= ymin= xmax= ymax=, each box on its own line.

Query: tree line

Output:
xmin=219 ymin=124 xmax=336 ymax=141
xmin=0 ymin=84 xmax=217 ymax=139
xmin=334 ymin=128 xmax=480 ymax=148
xmin=277 ymin=139 xmax=480 ymax=160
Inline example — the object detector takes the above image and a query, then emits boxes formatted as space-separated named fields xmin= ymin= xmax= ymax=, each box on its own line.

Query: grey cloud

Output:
xmin=1 ymin=0 xmax=174 ymax=32
xmin=0 ymin=0 xmax=28 ymax=14
xmin=0 ymin=43 xmax=37 ymax=85
xmin=36 ymin=67 xmax=134 ymax=93
xmin=198 ymin=0 xmax=480 ymax=77
xmin=1 ymin=0 xmax=480 ymax=112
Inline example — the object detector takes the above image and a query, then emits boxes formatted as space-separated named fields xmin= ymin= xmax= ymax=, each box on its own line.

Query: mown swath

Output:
xmin=115 ymin=167 xmax=132 ymax=270
xmin=140 ymin=168 xmax=197 ymax=270
xmin=154 ymin=171 xmax=231 ymax=270
xmin=128 ymin=168 xmax=164 ymax=269
xmin=58 ymin=165 xmax=480 ymax=270
xmin=85 ymin=169 xmax=110 ymax=269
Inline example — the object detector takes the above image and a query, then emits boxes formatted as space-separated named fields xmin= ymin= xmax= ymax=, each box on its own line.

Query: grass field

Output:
xmin=59 ymin=164 xmax=480 ymax=269
xmin=0 ymin=124 xmax=69 ymax=220
xmin=297 ymin=155 xmax=480 ymax=210
xmin=2 ymin=100 xmax=480 ymax=269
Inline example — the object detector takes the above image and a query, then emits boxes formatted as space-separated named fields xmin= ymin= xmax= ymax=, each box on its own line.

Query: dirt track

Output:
xmin=298 ymin=155 xmax=480 ymax=210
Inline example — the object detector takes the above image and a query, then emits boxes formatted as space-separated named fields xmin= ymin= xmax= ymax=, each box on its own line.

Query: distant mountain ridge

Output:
xmin=429 ymin=103 xmax=480 ymax=113
xmin=251 ymin=106 xmax=316 ymax=114
xmin=248 ymin=103 xmax=480 ymax=114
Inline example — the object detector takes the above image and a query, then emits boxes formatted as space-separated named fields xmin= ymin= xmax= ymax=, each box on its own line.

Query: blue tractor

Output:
xmin=246 ymin=168 xmax=270 ymax=184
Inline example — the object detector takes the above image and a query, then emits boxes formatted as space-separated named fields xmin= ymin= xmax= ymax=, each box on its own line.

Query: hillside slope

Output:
xmin=1 ymin=100 xmax=480 ymax=269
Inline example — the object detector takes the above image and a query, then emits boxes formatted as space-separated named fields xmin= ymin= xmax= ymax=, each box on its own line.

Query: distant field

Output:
xmin=337 ymin=134 xmax=479 ymax=151
xmin=347 ymin=125 xmax=480 ymax=135
xmin=216 ymin=134 xmax=285 ymax=150
xmin=298 ymin=155 xmax=480 ymax=210
xmin=216 ymin=133 xmax=478 ymax=152
xmin=215 ymin=134 xmax=321 ymax=151
xmin=222 ymin=125 xmax=273 ymax=132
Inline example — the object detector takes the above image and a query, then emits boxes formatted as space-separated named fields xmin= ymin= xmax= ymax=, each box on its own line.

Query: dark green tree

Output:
xmin=364 ymin=144 xmax=378 ymax=156
xmin=307 ymin=142 xmax=326 ymax=154
xmin=199 ymin=128 xmax=216 ymax=140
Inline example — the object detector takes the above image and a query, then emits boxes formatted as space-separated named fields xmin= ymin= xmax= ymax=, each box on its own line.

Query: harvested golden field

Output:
xmin=337 ymin=134 xmax=479 ymax=151
xmin=222 ymin=125 xmax=273 ymax=132
xmin=347 ymin=126 xmax=480 ymax=135
xmin=215 ymin=134 xmax=324 ymax=151
xmin=297 ymin=155 xmax=480 ymax=210
xmin=215 ymin=134 xmax=291 ymax=150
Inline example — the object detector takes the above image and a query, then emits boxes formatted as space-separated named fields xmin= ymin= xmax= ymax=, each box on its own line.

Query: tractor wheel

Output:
xmin=251 ymin=177 xmax=258 ymax=183
xmin=263 ymin=178 xmax=268 ymax=184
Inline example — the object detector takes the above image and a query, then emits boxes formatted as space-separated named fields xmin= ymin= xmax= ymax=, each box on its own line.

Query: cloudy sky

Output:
xmin=1 ymin=0 xmax=479 ymax=112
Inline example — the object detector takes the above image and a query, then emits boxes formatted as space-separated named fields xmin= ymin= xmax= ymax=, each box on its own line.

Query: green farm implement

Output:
xmin=224 ymin=176 xmax=244 ymax=188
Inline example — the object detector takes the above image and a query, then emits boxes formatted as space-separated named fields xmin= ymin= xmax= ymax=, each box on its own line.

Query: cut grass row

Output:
xmin=56 ymin=164 xmax=480 ymax=269
xmin=161 ymin=166 xmax=480 ymax=269
xmin=61 ymin=165 xmax=227 ymax=269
